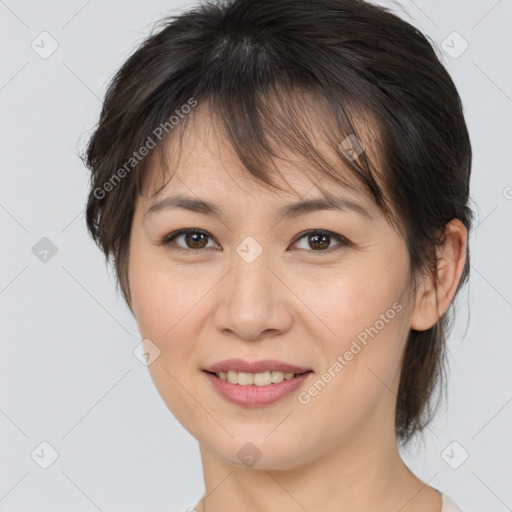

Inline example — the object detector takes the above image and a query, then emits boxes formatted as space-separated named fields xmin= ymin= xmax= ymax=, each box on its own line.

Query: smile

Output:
xmin=213 ymin=370 xmax=310 ymax=385
xmin=203 ymin=370 xmax=313 ymax=407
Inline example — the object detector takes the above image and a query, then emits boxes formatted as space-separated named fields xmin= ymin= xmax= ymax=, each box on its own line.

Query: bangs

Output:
xmin=141 ymin=79 xmax=401 ymax=236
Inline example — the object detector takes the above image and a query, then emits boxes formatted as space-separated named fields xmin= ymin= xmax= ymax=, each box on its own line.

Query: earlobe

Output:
xmin=410 ymin=219 xmax=468 ymax=331
xmin=410 ymin=269 xmax=438 ymax=331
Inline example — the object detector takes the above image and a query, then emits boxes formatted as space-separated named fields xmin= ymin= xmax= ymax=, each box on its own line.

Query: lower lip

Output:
xmin=203 ymin=371 xmax=312 ymax=407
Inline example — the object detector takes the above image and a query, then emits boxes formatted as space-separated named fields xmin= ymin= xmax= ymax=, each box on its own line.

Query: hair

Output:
xmin=82 ymin=0 xmax=474 ymax=445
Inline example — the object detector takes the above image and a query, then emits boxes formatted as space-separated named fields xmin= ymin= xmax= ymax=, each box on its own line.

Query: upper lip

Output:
xmin=203 ymin=358 xmax=312 ymax=374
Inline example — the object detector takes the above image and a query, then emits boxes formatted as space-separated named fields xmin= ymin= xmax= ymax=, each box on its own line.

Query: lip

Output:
xmin=203 ymin=358 xmax=312 ymax=374
xmin=203 ymin=371 xmax=313 ymax=407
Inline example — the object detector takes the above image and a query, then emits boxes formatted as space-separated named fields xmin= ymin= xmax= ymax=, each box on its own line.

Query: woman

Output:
xmin=83 ymin=0 xmax=474 ymax=510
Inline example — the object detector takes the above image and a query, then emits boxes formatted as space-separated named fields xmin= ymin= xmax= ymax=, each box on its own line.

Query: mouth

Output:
xmin=202 ymin=369 xmax=314 ymax=407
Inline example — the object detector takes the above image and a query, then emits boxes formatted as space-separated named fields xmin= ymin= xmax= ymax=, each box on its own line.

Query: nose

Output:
xmin=213 ymin=245 xmax=294 ymax=341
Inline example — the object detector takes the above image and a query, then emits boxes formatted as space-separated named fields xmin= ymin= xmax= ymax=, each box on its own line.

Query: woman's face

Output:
xmin=128 ymin=104 xmax=420 ymax=470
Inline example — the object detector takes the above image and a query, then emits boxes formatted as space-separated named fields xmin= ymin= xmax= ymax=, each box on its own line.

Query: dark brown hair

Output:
xmin=82 ymin=0 xmax=474 ymax=445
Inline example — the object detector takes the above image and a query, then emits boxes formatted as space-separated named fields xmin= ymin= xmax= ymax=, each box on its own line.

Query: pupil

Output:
xmin=311 ymin=233 xmax=329 ymax=250
xmin=186 ymin=232 xmax=207 ymax=249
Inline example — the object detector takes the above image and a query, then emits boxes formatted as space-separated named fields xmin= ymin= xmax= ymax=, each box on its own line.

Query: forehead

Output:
xmin=140 ymin=96 xmax=382 ymax=207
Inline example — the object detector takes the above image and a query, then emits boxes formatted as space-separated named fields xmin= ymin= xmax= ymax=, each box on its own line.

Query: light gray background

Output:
xmin=1 ymin=1 xmax=511 ymax=511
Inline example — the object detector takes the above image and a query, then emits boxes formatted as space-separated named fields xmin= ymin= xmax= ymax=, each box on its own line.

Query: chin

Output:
xmin=210 ymin=434 xmax=313 ymax=471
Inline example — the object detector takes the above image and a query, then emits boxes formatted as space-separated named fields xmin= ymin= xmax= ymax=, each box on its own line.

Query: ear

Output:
xmin=410 ymin=219 xmax=468 ymax=331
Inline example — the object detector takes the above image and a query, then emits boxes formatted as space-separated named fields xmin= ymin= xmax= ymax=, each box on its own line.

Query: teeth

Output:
xmin=216 ymin=370 xmax=297 ymax=385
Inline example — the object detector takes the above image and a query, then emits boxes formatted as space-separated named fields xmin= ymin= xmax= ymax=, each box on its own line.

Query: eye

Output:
xmin=159 ymin=228 xmax=218 ymax=251
xmin=291 ymin=229 xmax=349 ymax=252
xmin=159 ymin=228 xmax=349 ymax=253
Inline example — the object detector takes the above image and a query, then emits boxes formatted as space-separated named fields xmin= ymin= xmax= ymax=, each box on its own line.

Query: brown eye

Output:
xmin=183 ymin=231 xmax=209 ymax=249
xmin=161 ymin=229 xmax=217 ymax=251
xmin=292 ymin=230 xmax=349 ymax=252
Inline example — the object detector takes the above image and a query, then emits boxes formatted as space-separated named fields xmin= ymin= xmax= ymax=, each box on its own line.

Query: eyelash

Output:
xmin=158 ymin=228 xmax=350 ymax=254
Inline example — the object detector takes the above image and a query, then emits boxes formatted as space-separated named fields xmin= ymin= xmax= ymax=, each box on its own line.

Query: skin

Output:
xmin=127 ymin=101 xmax=468 ymax=512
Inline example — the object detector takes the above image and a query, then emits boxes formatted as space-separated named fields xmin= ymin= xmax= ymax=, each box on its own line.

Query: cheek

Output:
xmin=128 ymin=246 xmax=208 ymax=428
xmin=298 ymin=251 xmax=410 ymax=391
xmin=129 ymin=239 xmax=178 ymax=339
xmin=296 ymin=295 xmax=409 ymax=442
xmin=128 ymin=241 xmax=215 ymax=351
xmin=298 ymin=260 xmax=407 ymax=346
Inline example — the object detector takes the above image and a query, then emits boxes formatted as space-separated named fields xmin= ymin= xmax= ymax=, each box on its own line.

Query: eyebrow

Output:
xmin=145 ymin=192 xmax=374 ymax=220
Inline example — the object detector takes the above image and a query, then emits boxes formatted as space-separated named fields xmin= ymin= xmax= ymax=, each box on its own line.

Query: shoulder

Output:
xmin=441 ymin=493 xmax=465 ymax=512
